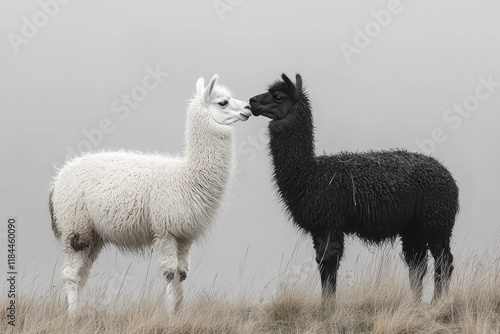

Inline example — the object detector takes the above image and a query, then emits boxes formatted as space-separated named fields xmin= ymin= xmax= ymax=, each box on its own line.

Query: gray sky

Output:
xmin=1 ymin=0 xmax=499 ymax=303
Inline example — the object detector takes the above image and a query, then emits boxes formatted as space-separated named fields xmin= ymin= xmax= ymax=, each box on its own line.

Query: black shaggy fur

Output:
xmin=249 ymin=74 xmax=459 ymax=301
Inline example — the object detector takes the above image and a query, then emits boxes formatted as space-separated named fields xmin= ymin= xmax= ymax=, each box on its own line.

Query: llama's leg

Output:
xmin=429 ymin=236 xmax=454 ymax=301
xmin=401 ymin=234 xmax=428 ymax=301
xmin=313 ymin=229 xmax=344 ymax=299
xmin=155 ymin=234 xmax=181 ymax=314
xmin=78 ymin=238 xmax=103 ymax=293
xmin=168 ymin=271 xmax=183 ymax=313
xmin=168 ymin=239 xmax=193 ymax=312
xmin=177 ymin=238 xmax=193 ymax=282
xmin=62 ymin=250 xmax=85 ymax=315
xmin=63 ymin=246 xmax=101 ymax=314
xmin=62 ymin=229 xmax=97 ymax=315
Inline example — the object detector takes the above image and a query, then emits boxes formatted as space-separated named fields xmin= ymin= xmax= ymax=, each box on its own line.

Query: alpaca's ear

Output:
xmin=295 ymin=74 xmax=302 ymax=93
xmin=282 ymin=73 xmax=298 ymax=101
xmin=202 ymin=74 xmax=219 ymax=105
xmin=281 ymin=73 xmax=292 ymax=87
xmin=196 ymin=77 xmax=205 ymax=96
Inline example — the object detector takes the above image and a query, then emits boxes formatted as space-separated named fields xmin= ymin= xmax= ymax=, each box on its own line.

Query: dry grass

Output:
xmin=2 ymin=250 xmax=500 ymax=334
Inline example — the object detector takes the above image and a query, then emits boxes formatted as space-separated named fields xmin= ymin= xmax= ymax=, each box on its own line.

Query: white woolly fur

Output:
xmin=50 ymin=75 xmax=251 ymax=315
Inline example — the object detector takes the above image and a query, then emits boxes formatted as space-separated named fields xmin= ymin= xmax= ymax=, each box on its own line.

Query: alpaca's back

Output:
xmin=300 ymin=150 xmax=459 ymax=243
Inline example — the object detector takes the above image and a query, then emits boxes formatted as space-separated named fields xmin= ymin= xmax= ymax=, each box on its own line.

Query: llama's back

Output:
xmin=314 ymin=150 xmax=458 ymax=241
xmin=51 ymin=151 xmax=187 ymax=249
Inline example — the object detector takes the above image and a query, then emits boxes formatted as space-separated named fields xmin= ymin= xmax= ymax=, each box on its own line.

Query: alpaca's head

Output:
xmin=196 ymin=75 xmax=252 ymax=125
xmin=249 ymin=74 xmax=303 ymax=121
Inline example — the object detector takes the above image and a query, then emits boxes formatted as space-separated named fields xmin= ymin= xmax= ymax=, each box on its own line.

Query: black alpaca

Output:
xmin=249 ymin=74 xmax=459 ymax=301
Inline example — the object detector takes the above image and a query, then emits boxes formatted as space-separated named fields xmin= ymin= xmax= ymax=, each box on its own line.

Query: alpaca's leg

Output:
xmin=156 ymin=234 xmax=181 ymax=314
xmin=313 ymin=229 xmax=344 ymax=299
xmin=402 ymin=234 xmax=428 ymax=301
xmin=429 ymin=236 xmax=454 ymax=301
xmin=177 ymin=238 xmax=193 ymax=282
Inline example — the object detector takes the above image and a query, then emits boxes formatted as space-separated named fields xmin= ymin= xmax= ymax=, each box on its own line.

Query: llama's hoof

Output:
xmin=179 ymin=271 xmax=187 ymax=282
xmin=165 ymin=272 xmax=175 ymax=281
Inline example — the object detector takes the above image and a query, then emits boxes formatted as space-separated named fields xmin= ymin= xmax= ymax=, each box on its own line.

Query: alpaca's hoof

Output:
xmin=165 ymin=272 xmax=175 ymax=281
xmin=179 ymin=271 xmax=187 ymax=282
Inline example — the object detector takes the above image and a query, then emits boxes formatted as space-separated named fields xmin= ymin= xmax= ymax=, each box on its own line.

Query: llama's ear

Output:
xmin=295 ymin=74 xmax=303 ymax=93
xmin=282 ymin=73 xmax=298 ymax=101
xmin=196 ymin=77 xmax=205 ymax=96
xmin=202 ymin=74 xmax=219 ymax=105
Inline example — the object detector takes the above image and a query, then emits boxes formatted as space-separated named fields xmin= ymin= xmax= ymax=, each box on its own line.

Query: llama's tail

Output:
xmin=49 ymin=186 xmax=61 ymax=239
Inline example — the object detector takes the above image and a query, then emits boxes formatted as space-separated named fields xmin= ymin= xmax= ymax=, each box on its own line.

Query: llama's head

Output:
xmin=196 ymin=75 xmax=252 ymax=125
xmin=249 ymin=74 xmax=303 ymax=121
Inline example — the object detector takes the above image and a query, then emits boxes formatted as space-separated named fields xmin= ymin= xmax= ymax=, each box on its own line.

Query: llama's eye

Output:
xmin=274 ymin=95 xmax=283 ymax=101
xmin=218 ymin=100 xmax=228 ymax=107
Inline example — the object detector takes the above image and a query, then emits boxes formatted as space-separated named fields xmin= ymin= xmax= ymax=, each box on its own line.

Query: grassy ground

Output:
xmin=2 ymin=250 xmax=500 ymax=334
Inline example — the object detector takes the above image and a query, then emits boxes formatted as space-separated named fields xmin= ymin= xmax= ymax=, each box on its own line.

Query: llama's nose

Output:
xmin=249 ymin=97 xmax=257 ymax=104
xmin=242 ymin=104 xmax=252 ymax=117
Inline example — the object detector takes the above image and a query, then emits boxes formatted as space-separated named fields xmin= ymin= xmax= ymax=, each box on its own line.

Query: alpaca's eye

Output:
xmin=274 ymin=95 xmax=283 ymax=102
xmin=218 ymin=100 xmax=228 ymax=107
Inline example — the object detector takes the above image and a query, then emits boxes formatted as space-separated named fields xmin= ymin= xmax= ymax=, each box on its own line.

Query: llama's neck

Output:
xmin=269 ymin=98 xmax=316 ymax=205
xmin=184 ymin=100 xmax=234 ymax=184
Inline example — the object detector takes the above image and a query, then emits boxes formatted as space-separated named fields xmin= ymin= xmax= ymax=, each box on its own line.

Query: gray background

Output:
xmin=1 ymin=0 xmax=499 ymax=302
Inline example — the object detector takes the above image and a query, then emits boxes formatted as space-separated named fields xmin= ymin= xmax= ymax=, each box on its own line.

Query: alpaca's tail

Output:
xmin=49 ymin=186 xmax=61 ymax=239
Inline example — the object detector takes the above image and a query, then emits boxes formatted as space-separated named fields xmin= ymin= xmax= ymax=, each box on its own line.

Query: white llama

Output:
xmin=49 ymin=75 xmax=251 ymax=315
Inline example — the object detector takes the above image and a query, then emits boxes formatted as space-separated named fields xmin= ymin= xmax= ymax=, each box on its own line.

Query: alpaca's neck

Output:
xmin=269 ymin=99 xmax=315 ymax=170
xmin=269 ymin=99 xmax=316 ymax=198
xmin=184 ymin=101 xmax=234 ymax=183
